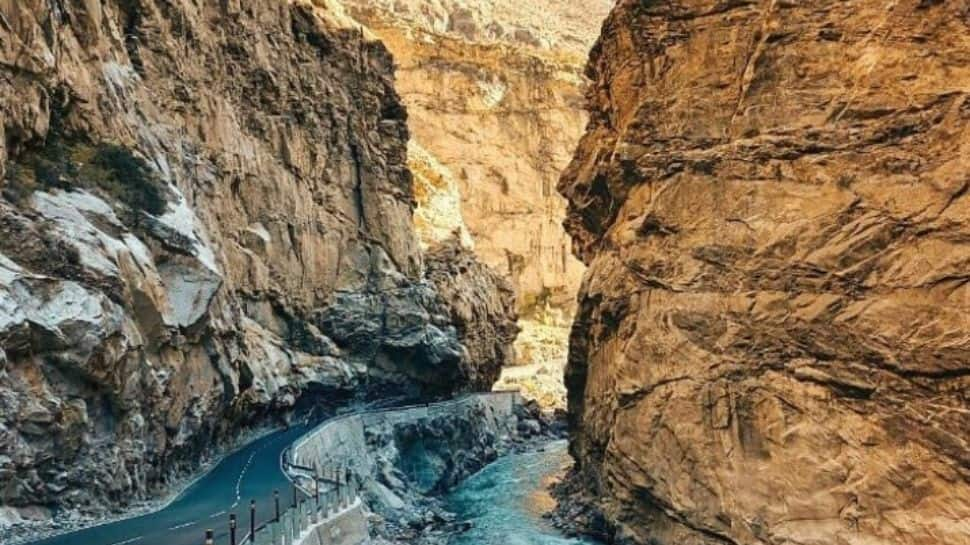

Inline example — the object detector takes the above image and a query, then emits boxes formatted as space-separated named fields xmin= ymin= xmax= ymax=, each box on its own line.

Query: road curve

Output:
xmin=25 ymin=393 xmax=521 ymax=545
xmin=25 ymin=425 xmax=310 ymax=545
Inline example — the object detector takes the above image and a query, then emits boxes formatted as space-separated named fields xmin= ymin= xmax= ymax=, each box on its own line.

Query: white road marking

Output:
xmin=108 ymin=537 xmax=143 ymax=545
xmin=167 ymin=521 xmax=197 ymax=530
xmin=233 ymin=435 xmax=277 ymax=508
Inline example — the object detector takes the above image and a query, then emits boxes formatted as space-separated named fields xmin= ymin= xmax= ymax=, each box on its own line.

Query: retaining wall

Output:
xmin=289 ymin=392 xmax=522 ymax=484
xmin=284 ymin=392 xmax=523 ymax=545
xmin=296 ymin=501 xmax=368 ymax=545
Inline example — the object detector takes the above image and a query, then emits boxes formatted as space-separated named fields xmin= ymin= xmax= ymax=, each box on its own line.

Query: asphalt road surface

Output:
xmin=27 ymin=425 xmax=310 ymax=545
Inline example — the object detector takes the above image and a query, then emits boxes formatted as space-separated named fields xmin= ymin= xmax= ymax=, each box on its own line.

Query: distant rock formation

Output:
xmin=0 ymin=0 xmax=514 ymax=525
xmin=559 ymin=1 xmax=970 ymax=544
xmin=336 ymin=0 xmax=614 ymax=406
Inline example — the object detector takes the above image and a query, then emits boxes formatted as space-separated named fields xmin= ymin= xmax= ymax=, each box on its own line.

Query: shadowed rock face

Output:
xmin=425 ymin=239 xmax=519 ymax=392
xmin=0 ymin=0 xmax=514 ymax=522
xmin=559 ymin=1 xmax=970 ymax=544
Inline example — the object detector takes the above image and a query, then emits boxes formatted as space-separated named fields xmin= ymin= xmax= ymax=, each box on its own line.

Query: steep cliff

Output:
xmin=560 ymin=1 xmax=970 ymax=544
xmin=0 ymin=0 xmax=514 ymax=526
xmin=334 ymin=0 xmax=613 ymax=407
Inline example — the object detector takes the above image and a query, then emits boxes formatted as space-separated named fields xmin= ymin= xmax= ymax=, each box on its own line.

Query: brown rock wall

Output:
xmin=560 ymin=2 xmax=970 ymax=544
xmin=0 ymin=0 xmax=515 ymax=525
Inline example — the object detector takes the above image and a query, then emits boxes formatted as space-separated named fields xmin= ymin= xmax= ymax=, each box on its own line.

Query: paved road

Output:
xmin=27 ymin=425 xmax=310 ymax=545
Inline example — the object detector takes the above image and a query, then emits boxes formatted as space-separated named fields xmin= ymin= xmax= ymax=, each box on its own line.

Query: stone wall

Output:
xmin=287 ymin=392 xmax=524 ymax=543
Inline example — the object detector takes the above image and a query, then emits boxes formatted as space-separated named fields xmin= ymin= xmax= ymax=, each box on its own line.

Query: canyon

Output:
xmin=559 ymin=1 xmax=970 ymax=544
xmin=334 ymin=0 xmax=613 ymax=407
xmin=2 ymin=1 xmax=969 ymax=545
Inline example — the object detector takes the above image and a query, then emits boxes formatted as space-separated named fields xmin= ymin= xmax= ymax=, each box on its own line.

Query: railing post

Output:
xmin=205 ymin=529 xmax=214 ymax=545
xmin=274 ymin=490 xmax=280 ymax=522
xmin=292 ymin=484 xmax=298 ymax=509
xmin=230 ymin=513 xmax=237 ymax=545
xmin=250 ymin=500 xmax=256 ymax=544
xmin=313 ymin=462 xmax=320 ymax=506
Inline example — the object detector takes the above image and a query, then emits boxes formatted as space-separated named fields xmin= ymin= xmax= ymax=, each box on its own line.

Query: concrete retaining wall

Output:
xmin=284 ymin=392 xmax=523 ymax=545
xmin=290 ymin=393 xmax=522 ymax=486
xmin=284 ymin=392 xmax=522 ymax=545
xmin=297 ymin=501 xmax=368 ymax=545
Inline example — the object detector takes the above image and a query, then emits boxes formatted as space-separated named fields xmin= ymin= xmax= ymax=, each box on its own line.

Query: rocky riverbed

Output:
xmin=360 ymin=398 xmax=569 ymax=545
xmin=444 ymin=440 xmax=599 ymax=545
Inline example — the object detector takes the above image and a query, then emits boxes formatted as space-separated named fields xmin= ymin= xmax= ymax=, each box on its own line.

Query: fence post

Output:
xmin=250 ymin=500 xmax=256 ymax=544
xmin=275 ymin=490 xmax=281 ymax=522
xmin=278 ymin=511 xmax=287 ymax=545
xmin=230 ymin=513 xmax=237 ymax=545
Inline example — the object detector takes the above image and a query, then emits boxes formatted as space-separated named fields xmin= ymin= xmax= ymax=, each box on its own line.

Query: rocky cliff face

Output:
xmin=332 ymin=0 xmax=613 ymax=407
xmin=560 ymin=1 xmax=970 ymax=544
xmin=0 ymin=0 xmax=514 ymax=525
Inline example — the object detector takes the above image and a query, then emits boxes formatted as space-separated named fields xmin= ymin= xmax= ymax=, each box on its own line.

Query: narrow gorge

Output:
xmin=2 ymin=1 xmax=968 ymax=545
xmin=335 ymin=0 xmax=612 ymax=407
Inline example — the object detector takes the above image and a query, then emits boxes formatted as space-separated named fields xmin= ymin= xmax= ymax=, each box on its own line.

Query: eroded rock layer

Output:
xmin=0 ymin=0 xmax=514 ymax=523
xmin=560 ymin=1 xmax=970 ymax=544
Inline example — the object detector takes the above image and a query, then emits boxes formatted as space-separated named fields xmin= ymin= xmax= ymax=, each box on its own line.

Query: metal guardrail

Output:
xmin=232 ymin=469 xmax=359 ymax=545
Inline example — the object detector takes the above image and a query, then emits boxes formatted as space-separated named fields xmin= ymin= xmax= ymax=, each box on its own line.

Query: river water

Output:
xmin=443 ymin=440 xmax=600 ymax=545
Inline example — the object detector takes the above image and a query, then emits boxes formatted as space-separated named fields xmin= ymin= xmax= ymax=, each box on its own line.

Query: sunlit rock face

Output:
xmin=560 ymin=1 xmax=970 ymax=544
xmin=0 ymin=0 xmax=514 ymax=521
xmin=336 ymin=0 xmax=614 ymax=406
